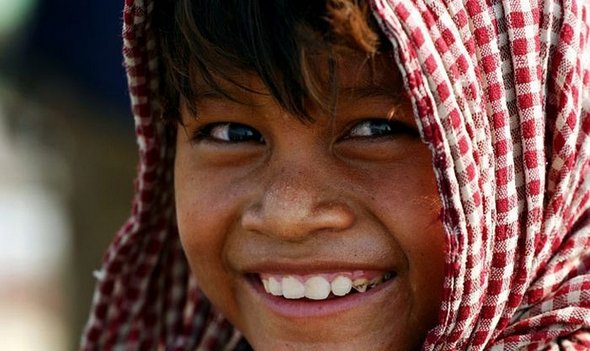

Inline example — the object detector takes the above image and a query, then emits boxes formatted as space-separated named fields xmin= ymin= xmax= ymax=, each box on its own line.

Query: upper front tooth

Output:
xmin=282 ymin=276 xmax=305 ymax=299
xmin=304 ymin=276 xmax=331 ymax=300
xmin=331 ymin=276 xmax=352 ymax=296
xmin=268 ymin=277 xmax=282 ymax=296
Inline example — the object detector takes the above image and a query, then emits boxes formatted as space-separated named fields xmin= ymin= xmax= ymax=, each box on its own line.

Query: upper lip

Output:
xmin=228 ymin=233 xmax=403 ymax=275
xmin=239 ymin=259 xmax=397 ymax=275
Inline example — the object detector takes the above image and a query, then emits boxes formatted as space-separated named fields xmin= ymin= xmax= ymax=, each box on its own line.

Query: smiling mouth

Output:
xmin=258 ymin=271 xmax=395 ymax=300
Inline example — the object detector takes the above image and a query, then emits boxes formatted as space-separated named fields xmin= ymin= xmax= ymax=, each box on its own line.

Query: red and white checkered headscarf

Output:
xmin=81 ymin=0 xmax=590 ymax=349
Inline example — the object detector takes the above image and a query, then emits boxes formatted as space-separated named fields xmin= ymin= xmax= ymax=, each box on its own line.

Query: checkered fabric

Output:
xmin=81 ymin=0 xmax=590 ymax=350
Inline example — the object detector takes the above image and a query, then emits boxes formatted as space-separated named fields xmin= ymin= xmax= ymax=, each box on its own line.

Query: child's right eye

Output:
xmin=194 ymin=122 xmax=265 ymax=144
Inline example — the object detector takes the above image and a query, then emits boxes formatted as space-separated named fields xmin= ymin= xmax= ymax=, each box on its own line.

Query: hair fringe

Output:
xmin=155 ymin=0 xmax=382 ymax=122
xmin=326 ymin=0 xmax=379 ymax=55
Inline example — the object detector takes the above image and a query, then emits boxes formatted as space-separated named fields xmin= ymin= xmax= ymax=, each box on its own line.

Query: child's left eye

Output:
xmin=195 ymin=122 xmax=265 ymax=143
xmin=344 ymin=119 xmax=416 ymax=139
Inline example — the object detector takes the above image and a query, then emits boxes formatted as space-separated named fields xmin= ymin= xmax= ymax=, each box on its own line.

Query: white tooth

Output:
xmin=331 ymin=276 xmax=352 ymax=296
xmin=262 ymin=278 xmax=270 ymax=293
xmin=352 ymin=278 xmax=368 ymax=293
xmin=304 ymin=276 xmax=331 ymax=300
xmin=268 ymin=277 xmax=282 ymax=296
xmin=282 ymin=276 xmax=305 ymax=299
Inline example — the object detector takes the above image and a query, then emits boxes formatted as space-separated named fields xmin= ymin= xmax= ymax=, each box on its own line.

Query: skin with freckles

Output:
xmin=174 ymin=54 xmax=446 ymax=350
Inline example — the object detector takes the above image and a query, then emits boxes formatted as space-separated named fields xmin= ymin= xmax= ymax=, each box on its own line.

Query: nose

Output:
xmin=241 ymin=168 xmax=355 ymax=241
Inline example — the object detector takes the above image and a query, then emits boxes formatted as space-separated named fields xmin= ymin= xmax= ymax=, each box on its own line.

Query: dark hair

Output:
xmin=153 ymin=0 xmax=389 ymax=121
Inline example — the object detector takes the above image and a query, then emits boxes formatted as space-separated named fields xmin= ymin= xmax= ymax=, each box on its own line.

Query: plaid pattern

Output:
xmin=372 ymin=0 xmax=590 ymax=349
xmin=81 ymin=0 xmax=590 ymax=349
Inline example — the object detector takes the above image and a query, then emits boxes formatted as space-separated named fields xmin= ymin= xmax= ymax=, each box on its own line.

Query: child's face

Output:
xmin=174 ymin=54 xmax=445 ymax=350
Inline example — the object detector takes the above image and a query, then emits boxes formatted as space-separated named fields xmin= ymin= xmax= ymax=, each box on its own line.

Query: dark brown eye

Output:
xmin=346 ymin=119 xmax=417 ymax=139
xmin=196 ymin=122 xmax=265 ymax=143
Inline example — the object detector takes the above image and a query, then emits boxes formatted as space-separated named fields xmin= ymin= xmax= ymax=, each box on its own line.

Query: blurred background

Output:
xmin=0 ymin=0 xmax=136 ymax=349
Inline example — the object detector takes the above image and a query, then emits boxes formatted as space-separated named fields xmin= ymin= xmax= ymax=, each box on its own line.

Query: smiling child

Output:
xmin=82 ymin=0 xmax=590 ymax=350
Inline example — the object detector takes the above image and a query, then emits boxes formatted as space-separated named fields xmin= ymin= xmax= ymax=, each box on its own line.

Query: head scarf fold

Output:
xmin=81 ymin=0 xmax=590 ymax=349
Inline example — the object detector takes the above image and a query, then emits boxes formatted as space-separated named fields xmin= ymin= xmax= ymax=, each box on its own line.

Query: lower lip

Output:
xmin=245 ymin=275 xmax=396 ymax=319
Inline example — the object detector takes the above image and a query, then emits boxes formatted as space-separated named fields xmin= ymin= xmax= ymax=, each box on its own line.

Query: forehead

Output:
xmin=332 ymin=52 xmax=402 ymax=93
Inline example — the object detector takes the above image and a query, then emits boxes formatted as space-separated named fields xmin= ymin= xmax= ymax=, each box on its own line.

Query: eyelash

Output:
xmin=193 ymin=122 xmax=265 ymax=144
xmin=193 ymin=119 xmax=416 ymax=144
xmin=343 ymin=119 xmax=418 ymax=140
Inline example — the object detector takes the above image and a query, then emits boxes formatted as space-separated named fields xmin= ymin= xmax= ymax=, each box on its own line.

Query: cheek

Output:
xmin=174 ymin=151 xmax=242 ymax=319
xmin=176 ymin=195 xmax=221 ymax=266
xmin=175 ymin=164 xmax=220 ymax=255
xmin=174 ymin=141 xmax=238 ymax=258
xmin=380 ymin=143 xmax=443 ymax=243
xmin=369 ymin=148 xmax=446 ymax=325
xmin=175 ymin=177 xmax=220 ymax=282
